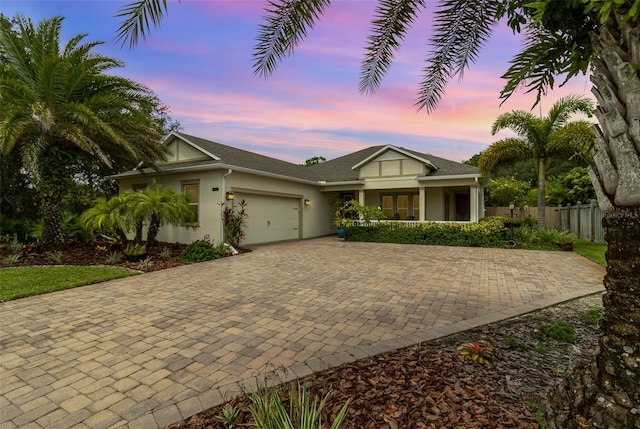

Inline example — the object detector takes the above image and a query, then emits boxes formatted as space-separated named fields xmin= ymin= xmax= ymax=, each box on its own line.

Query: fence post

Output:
xmin=576 ymin=201 xmax=582 ymax=239
xmin=566 ymin=203 xmax=571 ymax=232
xmin=558 ymin=204 xmax=563 ymax=229
xmin=590 ymin=199 xmax=596 ymax=242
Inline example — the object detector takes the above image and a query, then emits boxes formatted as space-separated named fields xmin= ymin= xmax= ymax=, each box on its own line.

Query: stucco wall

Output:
xmin=118 ymin=169 xmax=334 ymax=246
xmin=425 ymin=188 xmax=445 ymax=221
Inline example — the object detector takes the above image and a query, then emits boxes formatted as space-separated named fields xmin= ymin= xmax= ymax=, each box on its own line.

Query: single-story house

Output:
xmin=114 ymin=132 xmax=485 ymax=245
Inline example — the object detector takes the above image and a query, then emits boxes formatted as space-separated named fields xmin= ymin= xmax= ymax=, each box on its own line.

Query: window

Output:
xmin=397 ymin=195 xmax=409 ymax=220
xmin=381 ymin=196 xmax=393 ymax=218
xmin=412 ymin=195 xmax=420 ymax=220
xmin=182 ymin=183 xmax=199 ymax=223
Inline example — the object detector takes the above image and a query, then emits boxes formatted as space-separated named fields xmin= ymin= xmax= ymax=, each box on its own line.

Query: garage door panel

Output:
xmin=235 ymin=193 xmax=299 ymax=244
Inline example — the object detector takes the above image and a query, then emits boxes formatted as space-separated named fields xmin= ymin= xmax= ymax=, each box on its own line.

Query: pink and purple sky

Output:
xmin=2 ymin=1 xmax=595 ymax=164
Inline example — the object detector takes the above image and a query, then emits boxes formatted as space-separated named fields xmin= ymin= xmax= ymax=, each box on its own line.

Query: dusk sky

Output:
xmin=3 ymin=1 xmax=596 ymax=164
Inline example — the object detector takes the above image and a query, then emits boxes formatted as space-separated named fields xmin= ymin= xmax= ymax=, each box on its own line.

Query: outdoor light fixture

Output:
xmin=226 ymin=191 xmax=235 ymax=201
xmin=508 ymin=201 xmax=516 ymax=246
xmin=304 ymin=199 xmax=311 ymax=206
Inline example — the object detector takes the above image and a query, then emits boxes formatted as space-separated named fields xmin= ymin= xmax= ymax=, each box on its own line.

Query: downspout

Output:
xmin=221 ymin=169 xmax=232 ymax=243
xmin=474 ymin=177 xmax=479 ymax=222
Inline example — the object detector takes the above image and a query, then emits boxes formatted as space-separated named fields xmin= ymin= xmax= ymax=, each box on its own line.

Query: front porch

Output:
xmin=325 ymin=182 xmax=484 ymax=223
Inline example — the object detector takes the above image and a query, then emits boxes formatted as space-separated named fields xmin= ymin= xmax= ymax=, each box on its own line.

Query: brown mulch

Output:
xmin=1 ymin=241 xmax=603 ymax=428
xmin=0 ymin=240 xmax=189 ymax=272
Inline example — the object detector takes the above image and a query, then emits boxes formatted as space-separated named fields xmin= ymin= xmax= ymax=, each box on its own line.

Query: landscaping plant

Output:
xmin=223 ymin=199 xmax=248 ymax=249
xmin=179 ymin=240 xmax=229 ymax=263
xmin=457 ymin=342 xmax=495 ymax=365
xmin=215 ymin=405 xmax=240 ymax=428
xmin=249 ymin=382 xmax=350 ymax=429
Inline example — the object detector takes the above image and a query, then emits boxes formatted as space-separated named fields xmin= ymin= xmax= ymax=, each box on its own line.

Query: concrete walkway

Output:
xmin=0 ymin=237 xmax=605 ymax=429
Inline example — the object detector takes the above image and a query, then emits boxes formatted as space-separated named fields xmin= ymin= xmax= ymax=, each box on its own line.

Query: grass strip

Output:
xmin=573 ymin=239 xmax=607 ymax=267
xmin=0 ymin=266 xmax=138 ymax=301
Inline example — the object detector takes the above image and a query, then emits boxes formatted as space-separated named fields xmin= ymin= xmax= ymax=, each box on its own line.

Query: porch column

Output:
xmin=358 ymin=189 xmax=365 ymax=205
xmin=419 ymin=187 xmax=426 ymax=221
xmin=470 ymin=184 xmax=478 ymax=222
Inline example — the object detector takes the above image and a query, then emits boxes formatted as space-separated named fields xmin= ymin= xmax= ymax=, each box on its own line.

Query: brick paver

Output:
xmin=0 ymin=238 xmax=605 ymax=428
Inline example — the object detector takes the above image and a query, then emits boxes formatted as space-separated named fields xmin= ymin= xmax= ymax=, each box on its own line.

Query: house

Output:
xmin=114 ymin=132 xmax=485 ymax=245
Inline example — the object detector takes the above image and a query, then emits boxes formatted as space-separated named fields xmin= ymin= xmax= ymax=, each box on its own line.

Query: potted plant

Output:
xmin=124 ymin=242 xmax=147 ymax=262
xmin=332 ymin=200 xmax=385 ymax=238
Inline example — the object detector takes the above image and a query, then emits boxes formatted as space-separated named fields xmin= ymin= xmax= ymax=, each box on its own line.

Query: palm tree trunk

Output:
xmin=536 ymin=158 xmax=546 ymax=229
xmin=545 ymin=11 xmax=640 ymax=429
xmin=41 ymin=195 xmax=64 ymax=246
xmin=146 ymin=212 xmax=160 ymax=250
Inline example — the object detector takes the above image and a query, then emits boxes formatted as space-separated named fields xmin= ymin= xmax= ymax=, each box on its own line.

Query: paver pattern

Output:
xmin=0 ymin=238 xmax=605 ymax=428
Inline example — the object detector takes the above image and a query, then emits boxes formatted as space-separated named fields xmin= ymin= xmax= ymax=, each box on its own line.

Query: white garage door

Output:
xmin=235 ymin=193 xmax=300 ymax=245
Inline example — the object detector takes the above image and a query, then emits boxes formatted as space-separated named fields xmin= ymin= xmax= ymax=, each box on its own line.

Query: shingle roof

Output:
xmin=176 ymin=133 xmax=317 ymax=181
xmin=305 ymin=145 xmax=480 ymax=182
xmin=125 ymin=133 xmax=479 ymax=183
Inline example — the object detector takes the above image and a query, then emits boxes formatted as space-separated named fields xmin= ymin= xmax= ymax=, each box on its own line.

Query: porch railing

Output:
xmin=352 ymin=219 xmax=471 ymax=227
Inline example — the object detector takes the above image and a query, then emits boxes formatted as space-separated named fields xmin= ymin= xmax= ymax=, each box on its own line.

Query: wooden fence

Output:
xmin=485 ymin=199 xmax=605 ymax=243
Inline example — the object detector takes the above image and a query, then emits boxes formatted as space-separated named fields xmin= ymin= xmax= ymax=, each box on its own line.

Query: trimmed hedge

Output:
xmin=344 ymin=218 xmax=507 ymax=247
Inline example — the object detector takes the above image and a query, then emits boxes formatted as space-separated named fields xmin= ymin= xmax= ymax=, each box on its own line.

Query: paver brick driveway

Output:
xmin=0 ymin=237 xmax=605 ymax=428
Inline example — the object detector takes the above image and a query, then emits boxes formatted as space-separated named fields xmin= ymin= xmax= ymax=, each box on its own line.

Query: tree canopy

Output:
xmin=0 ymin=14 xmax=172 ymax=244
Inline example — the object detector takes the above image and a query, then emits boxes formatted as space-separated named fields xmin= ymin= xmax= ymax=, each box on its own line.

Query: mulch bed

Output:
xmin=1 ymin=241 xmax=603 ymax=428
xmin=0 ymin=240 xmax=189 ymax=272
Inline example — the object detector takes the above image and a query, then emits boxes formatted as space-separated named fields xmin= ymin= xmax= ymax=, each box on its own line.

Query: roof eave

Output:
xmin=112 ymin=162 xmax=319 ymax=186
xmin=417 ymin=173 xmax=482 ymax=181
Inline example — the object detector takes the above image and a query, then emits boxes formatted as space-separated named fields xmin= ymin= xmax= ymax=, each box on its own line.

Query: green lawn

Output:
xmin=0 ymin=266 xmax=139 ymax=301
xmin=573 ymin=239 xmax=607 ymax=267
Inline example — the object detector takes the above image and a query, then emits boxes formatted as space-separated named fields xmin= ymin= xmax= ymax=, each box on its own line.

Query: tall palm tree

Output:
xmin=478 ymin=95 xmax=594 ymax=229
xmin=0 ymin=15 xmax=167 ymax=246
xmin=118 ymin=1 xmax=639 ymax=427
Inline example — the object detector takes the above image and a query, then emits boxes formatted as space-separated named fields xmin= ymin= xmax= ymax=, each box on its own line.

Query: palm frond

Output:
xmin=545 ymin=94 xmax=594 ymax=129
xmin=359 ymin=0 xmax=425 ymax=95
xmin=253 ymin=0 xmax=331 ymax=78
xmin=499 ymin=24 xmax=590 ymax=106
xmin=547 ymin=120 xmax=596 ymax=166
xmin=491 ymin=111 xmax=537 ymax=136
xmin=416 ymin=0 xmax=500 ymax=112
xmin=115 ymin=0 xmax=172 ymax=49
xmin=477 ymin=137 xmax=533 ymax=175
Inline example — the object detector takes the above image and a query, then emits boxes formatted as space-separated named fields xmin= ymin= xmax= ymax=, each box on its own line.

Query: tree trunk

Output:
xmin=537 ymin=157 xmax=546 ymax=229
xmin=545 ymin=10 xmax=640 ymax=429
xmin=546 ymin=208 xmax=640 ymax=428
xmin=41 ymin=195 xmax=64 ymax=246
xmin=146 ymin=212 xmax=160 ymax=250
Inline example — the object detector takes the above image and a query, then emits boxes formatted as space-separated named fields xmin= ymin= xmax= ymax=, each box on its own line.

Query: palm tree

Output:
xmin=79 ymin=194 xmax=135 ymax=245
xmin=129 ymin=183 xmax=196 ymax=250
xmin=118 ymin=1 xmax=639 ymax=427
xmin=0 ymin=15 xmax=167 ymax=246
xmin=478 ymin=95 xmax=594 ymax=229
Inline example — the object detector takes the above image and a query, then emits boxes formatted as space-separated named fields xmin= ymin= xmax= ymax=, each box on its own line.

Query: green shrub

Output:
xmin=580 ymin=308 xmax=602 ymax=326
xmin=178 ymin=240 xmax=228 ymax=263
xmin=504 ymin=335 xmax=528 ymax=349
xmin=538 ymin=227 xmax=576 ymax=247
xmin=542 ymin=320 xmax=580 ymax=343
xmin=345 ymin=220 xmax=506 ymax=247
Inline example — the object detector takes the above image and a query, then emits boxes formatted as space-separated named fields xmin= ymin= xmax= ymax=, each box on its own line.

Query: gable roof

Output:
xmin=114 ymin=132 xmax=480 ymax=183
xmin=305 ymin=145 xmax=480 ymax=183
